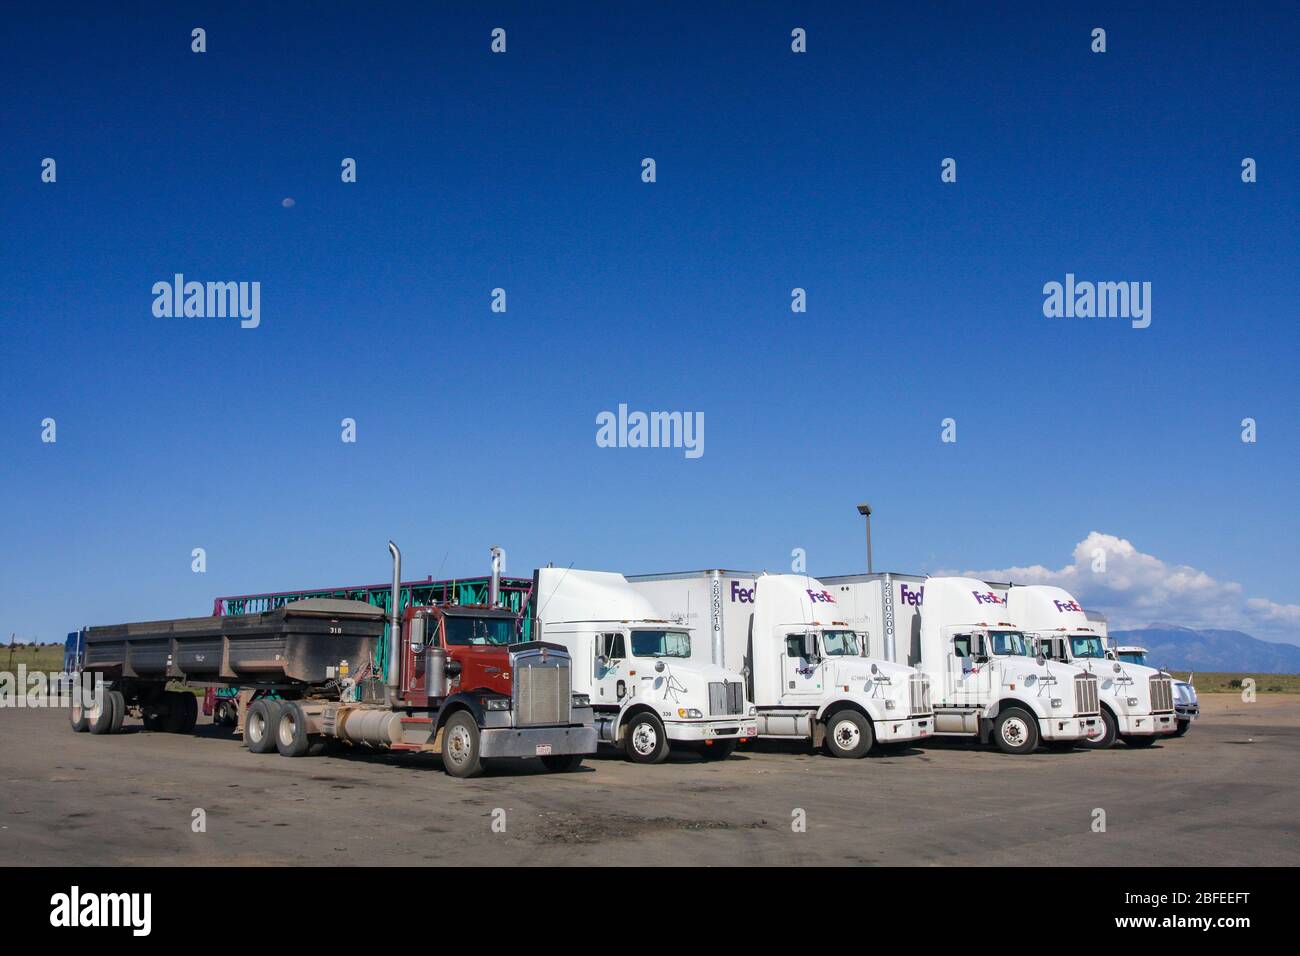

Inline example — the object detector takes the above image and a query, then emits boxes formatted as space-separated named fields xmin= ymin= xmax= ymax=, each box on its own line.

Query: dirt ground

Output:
xmin=1 ymin=693 xmax=1295 ymax=866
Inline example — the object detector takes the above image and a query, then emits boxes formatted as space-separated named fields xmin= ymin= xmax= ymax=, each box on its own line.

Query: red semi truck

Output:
xmin=69 ymin=542 xmax=597 ymax=778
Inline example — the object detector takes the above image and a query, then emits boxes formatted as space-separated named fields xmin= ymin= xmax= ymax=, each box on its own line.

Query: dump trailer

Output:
xmin=68 ymin=542 xmax=597 ymax=778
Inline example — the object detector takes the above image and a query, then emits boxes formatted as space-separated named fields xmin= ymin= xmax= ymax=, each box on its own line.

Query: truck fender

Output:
xmin=612 ymin=701 xmax=664 ymax=743
xmin=434 ymin=693 xmax=487 ymax=732
xmin=814 ymin=698 xmax=873 ymax=727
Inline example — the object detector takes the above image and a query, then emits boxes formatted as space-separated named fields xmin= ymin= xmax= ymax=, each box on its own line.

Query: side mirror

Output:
xmin=870 ymin=662 xmax=879 ymax=676
xmin=1113 ymin=663 xmax=1122 ymax=674
xmin=654 ymin=660 xmax=666 ymax=673
xmin=803 ymin=634 xmax=818 ymax=659
xmin=409 ymin=617 xmax=426 ymax=654
xmin=1036 ymin=651 xmax=1046 ymax=666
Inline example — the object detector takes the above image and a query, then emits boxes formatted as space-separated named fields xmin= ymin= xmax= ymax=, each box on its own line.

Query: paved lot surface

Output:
xmin=2 ymin=695 xmax=1296 ymax=866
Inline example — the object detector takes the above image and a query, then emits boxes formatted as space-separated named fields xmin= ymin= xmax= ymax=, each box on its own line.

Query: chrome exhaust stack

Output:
xmin=387 ymin=540 xmax=402 ymax=698
xmin=489 ymin=546 xmax=503 ymax=608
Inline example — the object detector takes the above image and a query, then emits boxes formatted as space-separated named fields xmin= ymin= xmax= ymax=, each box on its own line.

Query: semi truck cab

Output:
xmin=1000 ymin=584 xmax=1175 ymax=749
xmin=532 ymin=568 xmax=756 ymax=763
xmin=748 ymin=574 xmax=932 ymax=757
xmin=918 ymin=577 xmax=1101 ymax=754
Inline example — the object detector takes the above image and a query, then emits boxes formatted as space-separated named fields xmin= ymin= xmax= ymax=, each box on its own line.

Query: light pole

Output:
xmin=856 ymin=503 xmax=873 ymax=573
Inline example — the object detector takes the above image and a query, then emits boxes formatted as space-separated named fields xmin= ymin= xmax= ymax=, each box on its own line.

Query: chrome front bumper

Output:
xmin=875 ymin=715 xmax=931 ymax=742
xmin=479 ymin=725 xmax=598 ymax=759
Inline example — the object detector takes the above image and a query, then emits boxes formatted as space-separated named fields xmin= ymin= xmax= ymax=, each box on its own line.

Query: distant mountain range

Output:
xmin=1111 ymin=625 xmax=1300 ymax=674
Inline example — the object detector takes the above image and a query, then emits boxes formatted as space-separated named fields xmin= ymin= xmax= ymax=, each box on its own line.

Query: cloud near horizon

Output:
xmin=957 ymin=533 xmax=1300 ymax=645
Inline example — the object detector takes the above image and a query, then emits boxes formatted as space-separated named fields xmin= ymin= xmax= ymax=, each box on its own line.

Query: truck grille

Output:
xmin=1074 ymin=674 xmax=1100 ymax=716
xmin=909 ymin=674 xmax=932 ymax=716
xmin=1149 ymin=675 xmax=1174 ymax=713
xmin=515 ymin=661 xmax=571 ymax=727
xmin=708 ymin=681 xmax=745 ymax=716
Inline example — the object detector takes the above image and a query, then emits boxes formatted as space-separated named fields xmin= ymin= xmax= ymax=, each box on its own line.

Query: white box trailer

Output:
xmin=627 ymin=570 xmax=932 ymax=758
xmin=820 ymin=573 xmax=1101 ymax=754
xmin=532 ymin=568 xmax=755 ymax=763
xmin=990 ymin=583 xmax=1176 ymax=748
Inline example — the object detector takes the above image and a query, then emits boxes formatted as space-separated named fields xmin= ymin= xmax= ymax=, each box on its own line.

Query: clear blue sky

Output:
xmin=2 ymin=2 xmax=1297 ymax=643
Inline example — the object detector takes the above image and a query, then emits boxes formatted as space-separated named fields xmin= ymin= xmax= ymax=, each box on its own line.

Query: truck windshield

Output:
xmin=630 ymin=630 xmax=691 ymax=658
xmin=443 ymin=617 xmax=516 ymax=646
xmin=988 ymin=631 xmax=1032 ymax=656
xmin=1069 ymin=636 xmax=1107 ymax=659
xmin=821 ymin=630 xmax=860 ymax=656
xmin=1117 ymin=651 xmax=1148 ymax=666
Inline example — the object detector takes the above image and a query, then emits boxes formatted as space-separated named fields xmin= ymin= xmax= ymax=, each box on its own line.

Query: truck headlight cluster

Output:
xmin=571 ymin=694 xmax=590 ymax=707
xmin=748 ymin=705 xmax=757 ymax=716
xmin=483 ymin=697 xmax=511 ymax=711
xmin=1127 ymin=697 xmax=1139 ymax=706
xmin=677 ymin=708 xmax=703 ymax=719
xmin=1050 ymin=698 xmax=1063 ymax=708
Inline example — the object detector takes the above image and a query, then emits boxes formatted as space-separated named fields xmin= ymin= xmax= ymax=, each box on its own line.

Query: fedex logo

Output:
xmin=1054 ymin=599 xmax=1083 ymax=613
xmin=971 ymin=591 xmax=1005 ymax=605
xmin=730 ymin=581 xmax=755 ymax=604
xmin=806 ymin=589 xmax=836 ymax=604
xmin=899 ymin=583 xmax=924 ymax=606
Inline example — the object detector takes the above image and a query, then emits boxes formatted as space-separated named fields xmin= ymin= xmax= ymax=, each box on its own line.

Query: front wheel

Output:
xmin=69 ymin=691 xmax=89 ymax=733
xmin=623 ymin=712 xmax=670 ymax=764
xmin=441 ymin=712 xmax=485 ymax=778
xmin=824 ymin=709 xmax=874 ymax=758
xmin=1082 ymin=707 xmax=1117 ymax=750
xmin=540 ymin=754 xmax=584 ymax=773
xmin=1171 ymin=720 xmax=1191 ymax=738
xmin=992 ymin=707 xmax=1040 ymax=755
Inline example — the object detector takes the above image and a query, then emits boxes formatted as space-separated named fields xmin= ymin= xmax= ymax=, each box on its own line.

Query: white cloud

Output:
xmin=961 ymin=532 xmax=1300 ymax=643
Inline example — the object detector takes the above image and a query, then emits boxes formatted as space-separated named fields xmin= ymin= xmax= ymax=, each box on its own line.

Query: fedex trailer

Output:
xmin=530 ymin=568 xmax=755 ymax=763
xmin=627 ymin=571 xmax=932 ymax=758
xmin=993 ymin=584 xmax=1176 ymax=748
xmin=821 ymin=574 xmax=1101 ymax=754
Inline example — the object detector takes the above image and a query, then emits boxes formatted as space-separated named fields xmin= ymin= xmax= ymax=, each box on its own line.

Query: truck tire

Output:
xmin=87 ymin=688 xmax=115 ymax=735
xmin=698 ymin=740 xmax=738 ymax=761
xmin=108 ymin=690 xmax=126 ymax=734
xmin=540 ymin=754 xmax=585 ymax=773
xmin=69 ymin=692 xmax=89 ymax=733
xmin=440 ymin=711 xmax=484 ymax=778
xmin=245 ymin=699 xmax=281 ymax=754
xmin=164 ymin=691 xmax=198 ymax=734
xmin=275 ymin=701 xmax=312 ymax=757
xmin=824 ymin=709 xmax=874 ymax=758
xmin=992 ymin=707 xmax=1039 ymax=755
xmin=1121 ymin=734 xmax=1159 ymax=748
xmin=1082 ymin=707 xmax=1117 ymax=750
xmin=623 ymin=712 xmax=670 ymax=764
xmin=1172 ymin=719 xmax=1191 ymax=737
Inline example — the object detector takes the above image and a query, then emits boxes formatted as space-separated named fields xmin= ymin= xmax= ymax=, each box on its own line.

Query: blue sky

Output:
xmin=2 ymin=2 xmax=1297 ymax=644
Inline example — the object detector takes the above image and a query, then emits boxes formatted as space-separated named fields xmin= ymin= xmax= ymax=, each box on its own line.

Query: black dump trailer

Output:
xmin=70 ymin=599 xmax=386 ymax=736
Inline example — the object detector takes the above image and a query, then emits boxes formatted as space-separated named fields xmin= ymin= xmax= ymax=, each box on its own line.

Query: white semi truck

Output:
xmin=993 ymin=584 xmax=1176 ymax=748
xmin=627 ymin=571 xmax=932 ymax=758
xmin=821 ymin=573 xmax=1101 ymax=754
xmin=531 ymin=568 xmax=756 ymax=763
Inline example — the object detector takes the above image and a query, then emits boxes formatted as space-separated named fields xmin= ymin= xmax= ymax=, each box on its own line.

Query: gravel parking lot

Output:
xmin=2 ymin=695 xmax=1296 ymax=866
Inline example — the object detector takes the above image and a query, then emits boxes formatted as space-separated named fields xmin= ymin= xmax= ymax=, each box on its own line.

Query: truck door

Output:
xmin=781 ymin=631 xmax=822 ymax=702
xmin=595 ymin=632 xmax=627 ymax=705
xmin=947 ymin=633 xmax=984 ymax=706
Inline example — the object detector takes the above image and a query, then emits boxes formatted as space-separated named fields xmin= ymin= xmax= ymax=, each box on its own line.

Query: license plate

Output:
xmin=535 ymin=744 xmax=552 ymax=756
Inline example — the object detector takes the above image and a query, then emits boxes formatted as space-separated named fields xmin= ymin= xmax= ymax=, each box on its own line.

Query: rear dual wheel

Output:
xmin=275 ymin=702 xmax=313 ymax=757
xmin=245 ymin=699 xmax=282 ymax=754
